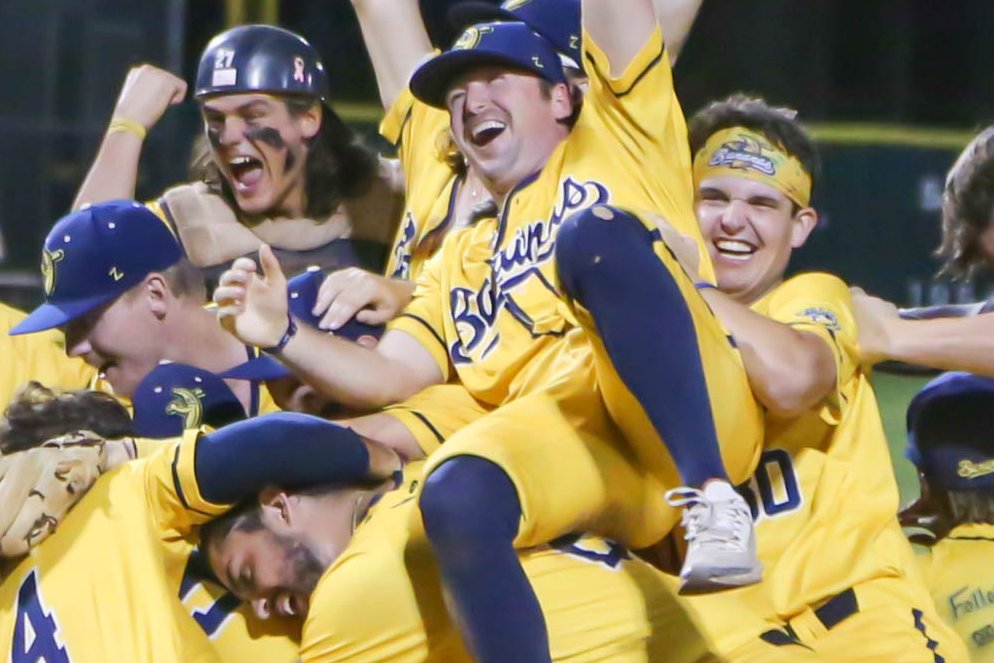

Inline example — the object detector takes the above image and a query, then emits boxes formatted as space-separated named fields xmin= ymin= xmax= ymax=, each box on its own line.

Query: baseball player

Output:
xmin=905 ymin=371 xmax=994 ymax=661
xmin=310 ymin=0 xmax=704 ymax=332
xmin=0 ymin=402 xmax=371 ymax=660
xmin=851 ymin=124 xmax=994 ymax=377
xmin=216 ymin=0 xmax=765 ymax=660
xmin=73 ymin=25 xmax=400 ymax=280
xmin=646 ymin=94 xmax=967 ymax=661
xmin=200 ymin=455 xmax=719 ymax=663
xmin=9 ymin=200 xmax=281 ymax=416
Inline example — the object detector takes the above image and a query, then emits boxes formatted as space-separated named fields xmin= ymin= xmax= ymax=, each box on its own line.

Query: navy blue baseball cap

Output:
xmin=195 ymin=25 xmax=330 ymax=101
xmin=906 ymin=371 xmax=994 ymax=491
xmin=132 ymin=362 xmax=247 ymax=438
xmin=219 ymin=267 xmax=385 ymax=381
xmin=448 ymin=0 xmax=582 ymax=68
xmin=410 ymin=22 xmax=567 ymax=108
xmin=10 ymin=200 xmax=183 ymax=336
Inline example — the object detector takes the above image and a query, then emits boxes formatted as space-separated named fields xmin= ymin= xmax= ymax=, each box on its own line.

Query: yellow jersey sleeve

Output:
xmin=143 ymin=429 xmax=230 ymax=535
xmin=382 ymin=382 xmax=492 ymax=454
xmin=381 ymin=84 xmax=461 ymax=282
xmin=580 ymin=26 xmax=709 ymax=282
xmin=754 ymin=272 xmax=859 ymax=424
xmin=388 ymin=249 xmax=452 ymax=381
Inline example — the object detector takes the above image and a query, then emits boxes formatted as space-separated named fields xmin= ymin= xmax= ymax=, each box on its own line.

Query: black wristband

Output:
xmin=262 ymin=314 xmax=297 ymax=355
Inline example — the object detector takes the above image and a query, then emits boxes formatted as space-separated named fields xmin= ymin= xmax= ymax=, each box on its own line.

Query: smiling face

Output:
xmin=695 ymin=175 xmax=818 ymax=304
xmin=200 ymin=93 xmax=320 ymax=217
xmin=208 ymin=522 xmax=326 ymax=620
xmin=64 ymin=286 xmax=166 ymax=398
xmin=445 ymin=66 xmax=571 ymax=197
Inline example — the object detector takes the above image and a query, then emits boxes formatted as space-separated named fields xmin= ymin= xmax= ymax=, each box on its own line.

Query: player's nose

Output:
xmin=219 ymin=117 xmax=245 ymax=146
xmin=718 ymin=199 xmax=749 ymax=232
xmin=65 ymin=332 xmax=93 ymax=359
xmin=464 ymin=81 xmax=492 ymax=114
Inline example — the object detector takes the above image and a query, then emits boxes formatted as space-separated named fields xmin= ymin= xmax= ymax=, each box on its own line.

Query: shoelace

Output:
xmin=665 ymin=487 xmax=752 ymax=550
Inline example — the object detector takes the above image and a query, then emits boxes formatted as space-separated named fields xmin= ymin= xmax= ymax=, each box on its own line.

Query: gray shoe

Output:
xmin=665 ymin=481 xmax=763 ymax=594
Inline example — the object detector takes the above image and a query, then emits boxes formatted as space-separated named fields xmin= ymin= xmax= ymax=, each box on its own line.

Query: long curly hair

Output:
xmin=938 ymin=125 xmax=994 ymax=279
xmin=0 ymin=382 xmax=134 ymax=454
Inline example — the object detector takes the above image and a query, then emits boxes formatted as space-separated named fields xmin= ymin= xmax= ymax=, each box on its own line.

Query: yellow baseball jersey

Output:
xmin=0 ymin=434 xmax=299 ymax=663
xmin=300 ymin=462 xmax=717 ymax=663
xmin=683 ymin=273 xmax=965 ymax=660
xmin=0 ymin=302 xmax=94 ymax=407
xmin=380 ymin=88 xmax=464 ymax=282
xmin=382 ymin=381 xmax=493 ymax=455
xmin=390 ymin=26 xmax=709 ymax=407
xmin=918 ymin=523 xmax=994 ymax=660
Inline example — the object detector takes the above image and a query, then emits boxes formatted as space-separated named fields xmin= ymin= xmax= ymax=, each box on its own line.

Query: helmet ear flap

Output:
xmin=194 ymin=24 xmax=330 ymax=102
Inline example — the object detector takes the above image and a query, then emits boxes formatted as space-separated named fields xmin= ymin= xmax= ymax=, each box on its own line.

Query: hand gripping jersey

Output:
xmin=0 ymin=434 xmax=299 ymax=663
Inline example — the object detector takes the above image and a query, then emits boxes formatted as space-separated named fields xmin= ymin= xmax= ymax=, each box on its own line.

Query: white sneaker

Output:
xmin=665 ymin=481 xmax=763 ymax=594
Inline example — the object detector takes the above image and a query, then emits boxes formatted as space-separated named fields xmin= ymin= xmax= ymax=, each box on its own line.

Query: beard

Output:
xmin=280 ymin=535 xmax=327 ymax=596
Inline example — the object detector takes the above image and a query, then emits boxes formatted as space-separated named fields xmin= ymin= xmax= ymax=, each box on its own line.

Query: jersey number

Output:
xmin=739 ymin=448 xmax=803 ymax=521
xmin=179 ymin=548 xmax=241 ymax=638
xmin=13 ymin=570 xmax=71 ymax=663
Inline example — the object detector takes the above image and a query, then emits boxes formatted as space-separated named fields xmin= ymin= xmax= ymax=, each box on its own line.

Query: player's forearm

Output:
xmin=583 ymin=0 xmax=657 ymax=77
xmin=277 ymin=324 xmax=437 ymax=409
xmin=882 ymin=313 xmax=994 ymax=377
xmin=700 ymin=288 xmax=837 ymax=417
xmin=194 ymin=413 xmax=393 ymax=505
xmin=350 ymin=0 xmax=433 ymax=111
xmin=72 ymin=132 xmax=143 ymax=210
xmin=652 ymin=0 xmax=703 ymax=64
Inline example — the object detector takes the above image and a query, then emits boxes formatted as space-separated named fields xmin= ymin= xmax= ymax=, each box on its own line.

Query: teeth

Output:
xmin=230 ymin=156 xmax=253 ymax=166
xmin=279 ymin=595 xmax=295 ymax=617
xmin=472 ymin=120 xmax=506 ymax=138
xmin=715 ymin=239 xmax=755 ymax=255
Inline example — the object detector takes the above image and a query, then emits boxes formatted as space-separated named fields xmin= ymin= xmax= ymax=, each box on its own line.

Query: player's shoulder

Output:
xmin=779 ymin=271 xmax=851 ymax=297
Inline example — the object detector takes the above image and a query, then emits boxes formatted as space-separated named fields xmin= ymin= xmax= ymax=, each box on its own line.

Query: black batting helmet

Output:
xmin=195 ymin=24 xmax=330 ymax=101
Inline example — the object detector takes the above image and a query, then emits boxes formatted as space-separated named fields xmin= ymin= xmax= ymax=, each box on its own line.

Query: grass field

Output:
xmin=873 ymin=371 xmax=935 ymax=505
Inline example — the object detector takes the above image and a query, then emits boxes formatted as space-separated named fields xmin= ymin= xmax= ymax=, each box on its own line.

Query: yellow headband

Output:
xmin=693 ymin=127 xmax=812 ymax=207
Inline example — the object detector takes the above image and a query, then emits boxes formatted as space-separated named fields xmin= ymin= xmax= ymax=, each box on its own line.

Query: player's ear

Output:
xmin=258 ymin=487 xmax=294 ymax=526
xmin=550 ymin=82 xmax=574 ymax=123
xmin=297 ymin=101 xmax=322 ymax=140
xmin=141 ymin=274 xmax=170 ymax=319
xmin=790 ymin=207 xmax=818 ymax=249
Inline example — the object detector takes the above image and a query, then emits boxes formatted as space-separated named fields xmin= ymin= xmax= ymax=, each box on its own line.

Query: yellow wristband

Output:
xmin=107 ymin=116 xmax=147 ymax=140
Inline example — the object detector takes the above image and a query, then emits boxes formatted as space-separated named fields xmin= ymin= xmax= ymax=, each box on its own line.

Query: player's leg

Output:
xmin=524 ymin=534 xmax=720 ymax=662
xmin=417 ymin=383 xmax=670 ymax=663
xmin=555 ymin=204 xmax=764 ymax=592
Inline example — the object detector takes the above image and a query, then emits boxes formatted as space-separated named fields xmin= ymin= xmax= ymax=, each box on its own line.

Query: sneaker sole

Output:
xmin=677 ymin=569 xmax=763 ymax=596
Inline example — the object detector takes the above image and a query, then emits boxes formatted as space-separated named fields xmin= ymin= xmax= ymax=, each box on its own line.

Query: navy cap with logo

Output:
xmin=10 ymin=200 xmax=183 ymax=336
xmin=410 ymin=21 xmax=567 ymax=109
xmin=219 ymin=267 xmax=385 ymax=381
xmin=906 ymin=371 xmax=994 ymax=491
xmin=132 ymin=362 xmax=247 ymax=438
xmin=195 ymin=24 xmax=330 ymax=101
xmin=448 ymin=0 xmax=582 ymax=68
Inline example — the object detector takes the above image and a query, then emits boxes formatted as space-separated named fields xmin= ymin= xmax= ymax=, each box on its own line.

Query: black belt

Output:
xmin=760 ymin=588 xmax=860 ymax=647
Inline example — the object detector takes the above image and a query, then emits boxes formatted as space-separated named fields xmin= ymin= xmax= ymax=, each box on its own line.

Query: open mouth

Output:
xmin=469 ymin=120 xmax=507 ymax=148
xmin=713 ymin=238 xmax=758 ymax=262
xmin=228 ymin=155 xmax=265 ymax=192
xmin=273 ymin=592 xmax=305 ymax=618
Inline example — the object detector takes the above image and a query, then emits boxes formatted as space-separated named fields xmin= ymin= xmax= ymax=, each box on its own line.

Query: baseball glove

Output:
xmin=0 ymin=431 xmax=109 ymax=557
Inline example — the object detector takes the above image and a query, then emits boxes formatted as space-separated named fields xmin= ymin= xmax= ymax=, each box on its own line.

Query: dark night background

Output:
xmin=1 ymin=0 xmax=993 ymax=307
